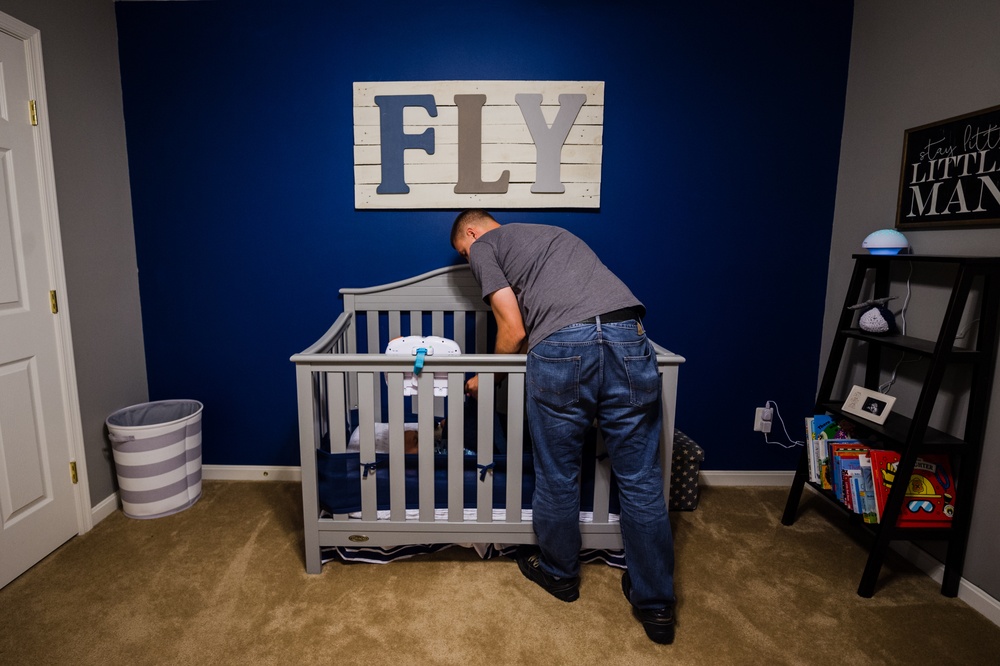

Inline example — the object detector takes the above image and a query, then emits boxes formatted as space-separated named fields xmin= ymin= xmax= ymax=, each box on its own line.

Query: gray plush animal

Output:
xmin=848 ymin=296 xmax=898 ymax=334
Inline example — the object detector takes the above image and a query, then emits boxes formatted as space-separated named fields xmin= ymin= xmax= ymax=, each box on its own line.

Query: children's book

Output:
xmin=829 ymin=443 xmax=869 ymax=507
xmin=811 ymin=416 xmax=860 ymax=490
xmin=805 ymin=417 xmax=817 ymax=484
xmin=868 ymin=450 xmax=956 ymax=527
xmin=858 ymin=453 xmax=879 ymax=524
xmin=841 ymin=459 xmax=862 ymax=511
xmin=848 ymin=468 xmax=863 ymax=514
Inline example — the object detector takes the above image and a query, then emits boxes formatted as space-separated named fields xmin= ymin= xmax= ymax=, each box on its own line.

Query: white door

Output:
xmin=0 ymin=17 xmax=83 ymax=589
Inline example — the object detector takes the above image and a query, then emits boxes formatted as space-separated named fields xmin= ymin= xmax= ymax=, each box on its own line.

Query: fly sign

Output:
xmin=353 ymin=81 xmax=604 ymax=209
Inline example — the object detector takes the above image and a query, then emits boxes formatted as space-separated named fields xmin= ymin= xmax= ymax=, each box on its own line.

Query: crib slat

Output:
xmin=357 ymin=373 xmax=379 ymax=521
xmin=345 ymin=308 xmax=359 ymax=412
xmin=328 ymin=372 xmax=351 ymax=523
xmin=418 ymin=377 xmax=437 ymax=516
xmin=447 ymin=374 xmax=465 ymax=522
xmin=504 ymin=374 xmax=525 ymax=523
xmin=366 ymin=312 xmax=383 ymax=418
xmin=386 ymin=373 xmax=406 ymax=520
xmin=388 ymin=311 xmax=401 ymax=341
xmin=403 ymin=317 xmax=418 ymax=414
xmin=417 ymin=372 xmax=436 ymax=521
xmin=365 ymin=310 xmax=379 ymax=353
xmin=406 ymin=311 xmax=422 ymax=418
xmin=429 ymin=310 xmax=448 ymax=418
xmin=453 ymin=311 xmax=467 ymax=352
xmin=476 ymin=377 xmax=495 ymax=523
xmin=327 ymin=372 xmax=348 ymax=453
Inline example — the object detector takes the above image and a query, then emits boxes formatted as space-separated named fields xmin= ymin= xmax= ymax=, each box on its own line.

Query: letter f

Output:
xmin=374 ymin=94 xmax=437 ymax=194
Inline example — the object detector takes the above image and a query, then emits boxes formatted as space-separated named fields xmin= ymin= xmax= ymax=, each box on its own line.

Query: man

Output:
xmin=450 ymin=209 xmax=676 ymax=645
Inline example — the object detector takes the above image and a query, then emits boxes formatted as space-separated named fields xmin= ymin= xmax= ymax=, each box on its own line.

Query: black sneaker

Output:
xmin=516 ymin=552 xmax=580 ymax=602
xmin=622 ymin=571 xmax=675 ymax=645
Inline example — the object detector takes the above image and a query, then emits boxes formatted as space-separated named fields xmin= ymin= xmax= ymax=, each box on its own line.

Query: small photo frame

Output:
xmin=842 ymin=385 xmax=896 ymax=425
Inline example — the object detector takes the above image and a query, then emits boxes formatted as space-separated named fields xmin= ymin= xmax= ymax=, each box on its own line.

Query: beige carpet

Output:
xmin=2 ymin=482 xmax=998 ymax=665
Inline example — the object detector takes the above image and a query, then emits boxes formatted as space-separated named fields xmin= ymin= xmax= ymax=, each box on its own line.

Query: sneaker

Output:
xmin=516 ymin=552 xmax=580 ymax=602
xmin=622 ymin=571 xmax=675 ymax=645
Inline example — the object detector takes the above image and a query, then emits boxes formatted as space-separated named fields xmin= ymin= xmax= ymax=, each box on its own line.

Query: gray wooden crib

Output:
xmin=291 ymin=265 xmax=684 ymax=574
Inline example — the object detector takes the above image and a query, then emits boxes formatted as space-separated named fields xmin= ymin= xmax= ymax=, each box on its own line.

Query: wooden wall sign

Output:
xmin=353 ymin=80 xmax=604 ymax=209
xmin=896 ymin=104 xmax=1000 ymax=229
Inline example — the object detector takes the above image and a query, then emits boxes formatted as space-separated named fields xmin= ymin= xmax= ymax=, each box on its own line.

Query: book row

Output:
xmin=805 ymin=415 xmax=955 ymax=527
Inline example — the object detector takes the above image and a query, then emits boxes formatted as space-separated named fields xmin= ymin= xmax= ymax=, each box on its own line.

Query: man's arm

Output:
xmin=488 ymin=286 xmax=527 ymax=354
xmin=465 ymin=286 xmax=526 ymax=399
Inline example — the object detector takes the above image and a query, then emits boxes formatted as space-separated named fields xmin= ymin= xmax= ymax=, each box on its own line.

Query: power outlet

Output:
xmin=754 ymin=407 xmax=773 ymax=433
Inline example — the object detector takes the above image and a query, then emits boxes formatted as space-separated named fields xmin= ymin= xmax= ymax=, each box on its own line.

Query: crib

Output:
xmin=291 ymin=264 xmax=685 ymax=574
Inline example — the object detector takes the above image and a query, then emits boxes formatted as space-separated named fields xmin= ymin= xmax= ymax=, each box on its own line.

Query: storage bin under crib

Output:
xmin=669 ymin=429 xmax=705 ymax=511
xmin=291 ymin=265 xmax=685 ymax=574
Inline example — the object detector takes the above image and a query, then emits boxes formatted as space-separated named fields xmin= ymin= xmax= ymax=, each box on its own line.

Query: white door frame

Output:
xmin=1 ymin=11 xmax=91 ymax=534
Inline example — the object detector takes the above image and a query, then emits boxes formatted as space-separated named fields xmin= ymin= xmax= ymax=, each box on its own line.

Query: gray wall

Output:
xmin=828 ymin=0 xmax=1000 ymax=599
xmin=0 ymin=0 xmax=147 ymax=508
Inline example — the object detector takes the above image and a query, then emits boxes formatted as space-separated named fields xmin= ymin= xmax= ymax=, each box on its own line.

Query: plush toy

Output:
xmin=848 ymin=296 xmax=898 ymax=335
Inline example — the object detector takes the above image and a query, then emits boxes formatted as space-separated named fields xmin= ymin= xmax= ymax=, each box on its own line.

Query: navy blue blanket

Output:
xmin=316 ymin=448 xmax=620 ymax=515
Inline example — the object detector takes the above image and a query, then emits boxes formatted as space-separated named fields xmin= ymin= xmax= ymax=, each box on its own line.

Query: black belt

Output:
xmin=581 ymin=307 xmax=642 ymax=324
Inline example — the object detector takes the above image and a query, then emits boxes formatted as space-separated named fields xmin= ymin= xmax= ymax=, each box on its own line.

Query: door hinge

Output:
xmin=29 ymin=100 xmax=38 ymax=126
xmin=70 ymin=461 xmax=78 ymax=484
xmin=50 ymin=290 xmax=58 ymax=314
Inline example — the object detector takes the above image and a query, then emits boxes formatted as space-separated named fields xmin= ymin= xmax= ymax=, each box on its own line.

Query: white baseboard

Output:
xmin=201 ymin=464 xmax=301 ymax=482
xmin=198 ymin=467 xmax=791 ymax=487
xmin=90 ymin=492 xmax=119 ymax=525
xmin=889 ymin=540 xmax=1000 ymax=627
xmin=699 ymin=470 xmax=794 ymax=486
xmin=85 ymin=465 xmax=301 ymax=525
xmin=209 ymin=468 xmax=789 ymax=486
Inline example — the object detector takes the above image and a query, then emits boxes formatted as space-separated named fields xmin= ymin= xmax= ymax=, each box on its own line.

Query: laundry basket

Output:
xmin=106 ymin=399 xmax=203 ymax=519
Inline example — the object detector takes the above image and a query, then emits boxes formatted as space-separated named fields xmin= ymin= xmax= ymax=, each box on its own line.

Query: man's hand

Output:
xmin=465 ymin=374 xmax=480 ymax=400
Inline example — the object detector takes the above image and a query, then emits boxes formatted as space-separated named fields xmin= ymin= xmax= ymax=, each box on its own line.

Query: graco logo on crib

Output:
xmin=353 ymin=80 xmax=605 ymax=210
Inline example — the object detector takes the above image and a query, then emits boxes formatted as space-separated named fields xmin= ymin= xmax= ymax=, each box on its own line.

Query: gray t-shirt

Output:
xmin=468 ymin=223 xmax=643 ymax=350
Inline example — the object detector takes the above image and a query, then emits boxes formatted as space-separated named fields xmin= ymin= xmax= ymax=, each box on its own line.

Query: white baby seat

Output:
xmin=384 ymin=335 xmax=461 ymax=396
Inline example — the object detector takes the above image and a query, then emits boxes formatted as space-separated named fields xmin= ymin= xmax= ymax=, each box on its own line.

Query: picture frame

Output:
xmin=896 ymin=103 xmax=1000 ymax=230
xmin=841 ymin=385 xmax=896 ymax=425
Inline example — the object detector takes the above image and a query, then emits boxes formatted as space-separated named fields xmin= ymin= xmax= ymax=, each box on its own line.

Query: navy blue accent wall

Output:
xmin=115 ymin=0 xmax=853 ymax=469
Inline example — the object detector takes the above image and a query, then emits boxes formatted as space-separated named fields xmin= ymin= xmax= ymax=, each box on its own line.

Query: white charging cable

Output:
xmin=761 ymin=400 xmax=805 ymax=448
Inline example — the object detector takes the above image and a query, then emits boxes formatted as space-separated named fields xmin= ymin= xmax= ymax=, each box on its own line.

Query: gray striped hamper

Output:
xmin=106 ymin=400 xmax=203 ymax=519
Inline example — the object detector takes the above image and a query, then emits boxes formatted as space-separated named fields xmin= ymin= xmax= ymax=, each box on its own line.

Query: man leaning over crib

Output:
xmin=450 ymin=209 xmax=676 ymax=645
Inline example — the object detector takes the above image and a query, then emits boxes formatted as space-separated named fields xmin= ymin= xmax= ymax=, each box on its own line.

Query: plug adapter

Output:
xmin=754 ymin=407 xmax=773 ymax=433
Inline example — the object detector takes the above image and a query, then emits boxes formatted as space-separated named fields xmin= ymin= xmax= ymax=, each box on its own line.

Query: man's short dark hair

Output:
xmin=451 ymin=209 xmax=496 ymax=247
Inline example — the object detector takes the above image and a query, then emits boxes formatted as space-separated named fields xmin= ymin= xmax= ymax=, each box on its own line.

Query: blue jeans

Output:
xmin=526 ymin=317 xmax=675 ymax=610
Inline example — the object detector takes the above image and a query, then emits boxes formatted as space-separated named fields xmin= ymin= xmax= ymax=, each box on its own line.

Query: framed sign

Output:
xmin=353 ymin=80 xmax=604 ymax=210
xmin=896 ymin=104 xmax=1000 ymax=229
xmin=842 ymin=385 xmax=896 ymax=426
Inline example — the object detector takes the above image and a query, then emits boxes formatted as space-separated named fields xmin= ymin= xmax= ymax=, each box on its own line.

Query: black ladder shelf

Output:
xmin=781 ymin=254 xmax=1000 ymax=598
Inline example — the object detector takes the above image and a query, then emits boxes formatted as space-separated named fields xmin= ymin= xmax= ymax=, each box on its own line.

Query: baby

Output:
xmin=347 ymin=423 xmax=421 ymax=454
xmin=346 ymin=408 xmax=510 ymax=456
